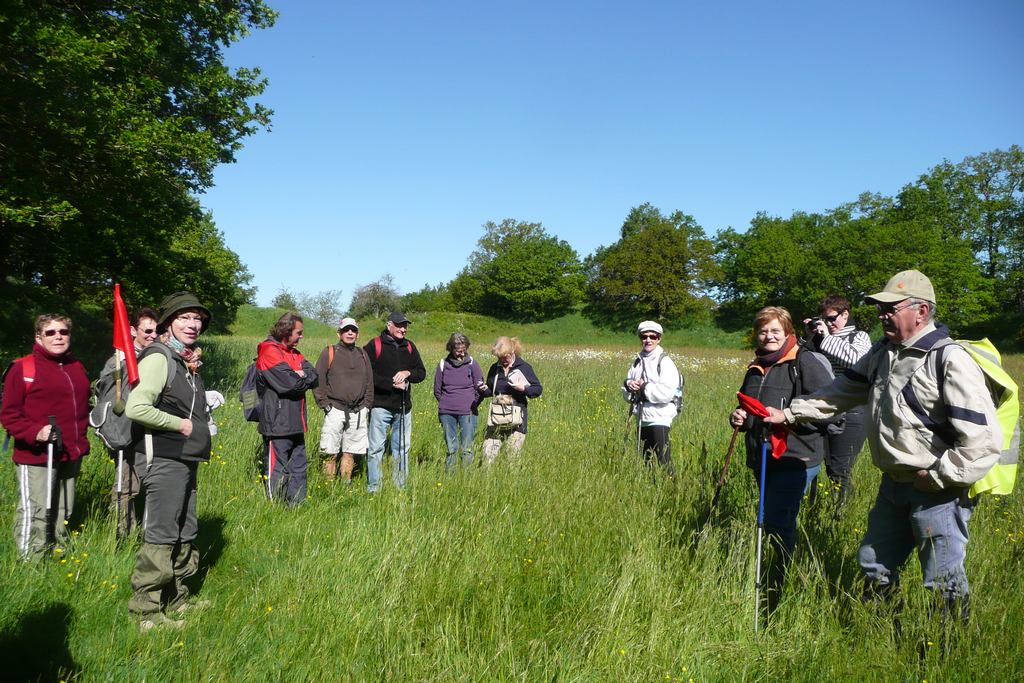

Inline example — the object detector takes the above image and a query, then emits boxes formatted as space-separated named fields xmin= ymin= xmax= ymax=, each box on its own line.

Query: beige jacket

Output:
xmin=783 ymin=323 xmax=1001 ymax=489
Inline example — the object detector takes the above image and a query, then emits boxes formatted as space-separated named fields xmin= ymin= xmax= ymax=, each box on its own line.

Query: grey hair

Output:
xmin=909 ymin=297 xmax=937 ymax=321
xmin=446 ymin=332 xmax=470 ymax=354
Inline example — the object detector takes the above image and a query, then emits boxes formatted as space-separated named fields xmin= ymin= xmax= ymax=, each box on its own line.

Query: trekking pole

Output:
xmin=635 ymin=354 xmax=646 ymax=459
xmin=115 ymin=448 xmax=124 ymax=542
xmin=708 ymin=424 xmax=741 ymax=516
xmin=634 ymin=392 xmax=643 ymax=458
xmin=399 ymin=385 xmax=408 ymax=481
xmin=46 ymin=416 xmax=56 ymax=534
xmin=754 ymin=435 xmax=769 ymax=635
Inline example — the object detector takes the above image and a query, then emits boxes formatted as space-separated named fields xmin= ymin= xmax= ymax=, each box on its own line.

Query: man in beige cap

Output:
xmin=763 ymin=270 xmax=1001 ymax=620
xmin=313 ymin=317 xmax=373 ymax=484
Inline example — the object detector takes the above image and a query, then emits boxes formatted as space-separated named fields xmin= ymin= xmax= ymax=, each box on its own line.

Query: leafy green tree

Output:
xmin=0 ymin=0 xmax=275 ymax=328
xmin=452 ymin=219 xmax=584 ymax=321
xmin=271 ymin=288 xmax=300 ymax=311
xmin=401 ymin=283 xmax=454 ymax=313
xmin=715 ymin=201 xmax=993 ymax=335
xmin=904 ymin=147 xmax=1023 ymax=339
xmin=349 ymin=275 xmax=401 ymax=320
xmin=585 ymin=204 xmax=720 ymax=330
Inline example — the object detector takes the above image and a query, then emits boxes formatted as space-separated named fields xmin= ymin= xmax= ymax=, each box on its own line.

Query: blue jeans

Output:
xmin=758 ymin=463 xmax=821 ymax=557
xmin=858 ymin=474 xmax=974 ymax=599
xmin=367 ymin=407 xmax=411 ymax=492
xmin=439 ymin=414 xmax=477 ymax=469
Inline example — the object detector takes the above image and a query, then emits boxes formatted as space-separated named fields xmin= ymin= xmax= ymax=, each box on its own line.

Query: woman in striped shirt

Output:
xmin=804 ymin=295 xmax=872 ymax=507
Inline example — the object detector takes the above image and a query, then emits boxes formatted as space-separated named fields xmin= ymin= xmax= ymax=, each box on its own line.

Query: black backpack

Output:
xmin=90 ymin=345 xmax=177 ymax=449
xmin=240 ymin=361 xmax=263 ymax=422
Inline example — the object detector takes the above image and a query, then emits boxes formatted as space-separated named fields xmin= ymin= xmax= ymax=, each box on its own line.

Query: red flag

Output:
xmin=113 ymin=283 xmax=140 ymax=386
xmin=736 ymin=392 xmax=788 ymax=459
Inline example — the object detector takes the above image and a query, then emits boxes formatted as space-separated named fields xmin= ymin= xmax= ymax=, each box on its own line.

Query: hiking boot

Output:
xmin=138 ymin=613 xmax=185 ymax=632
xmin=172 ymin=598 xmax=211 ymax=615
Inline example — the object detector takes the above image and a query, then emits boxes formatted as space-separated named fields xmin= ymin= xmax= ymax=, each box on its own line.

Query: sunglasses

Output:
xmin=639 ymin=333 xmax=661 ymax=340
xmin=43 ymin=328 xmax=70 ymax=337
xmin=876 ymin=302 xmax=919 ymax=316
xmin=138 ymin=328 xmax=156 ymax=335
xmin=822 ymin=313 xmax=841 ymax=323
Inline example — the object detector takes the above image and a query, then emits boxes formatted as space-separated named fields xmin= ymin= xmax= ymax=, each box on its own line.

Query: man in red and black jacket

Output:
xmin=363 ymin=311 xmax=426 ymax=493
xmin=256 ymin=312 xmax=319 ymax=505
xmin=1 ymin=313 xmax=90 ymax=560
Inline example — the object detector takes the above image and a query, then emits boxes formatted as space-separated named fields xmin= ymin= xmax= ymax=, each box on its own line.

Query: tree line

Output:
xmin=386 ymin=146 xmax=1022 ymax=345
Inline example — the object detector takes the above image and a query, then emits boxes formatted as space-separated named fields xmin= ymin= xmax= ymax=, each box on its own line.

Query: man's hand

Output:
xmin=763 ymin=406 xmax=788 ymax=424
xmin=392 ymin=370 xmax=411 ymax=389
xmin=625 ymin=379 xmax=645 ymax=393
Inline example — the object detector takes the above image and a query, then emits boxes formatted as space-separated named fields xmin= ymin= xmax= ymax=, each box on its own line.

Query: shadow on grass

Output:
xmin=0 ymin=602 xmax=77 ymax=681
xmin=192 ymin=515 xmax=228 ymax=592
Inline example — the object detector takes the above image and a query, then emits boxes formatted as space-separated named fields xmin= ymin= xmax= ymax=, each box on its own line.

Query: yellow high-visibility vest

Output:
xmin=958 ymin=339 xmax=1020 ymax=497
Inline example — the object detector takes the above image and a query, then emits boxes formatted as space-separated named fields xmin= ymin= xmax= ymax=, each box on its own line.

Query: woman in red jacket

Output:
xmin=1 ymin=314 xmax=91 ymax=560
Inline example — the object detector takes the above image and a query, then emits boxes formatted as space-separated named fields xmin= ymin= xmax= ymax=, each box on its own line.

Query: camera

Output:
xmin=809 ymin=317 xmax=824 ymax=327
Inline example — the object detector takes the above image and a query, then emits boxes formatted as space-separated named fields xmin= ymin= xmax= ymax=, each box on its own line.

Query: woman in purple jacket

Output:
xmin=433 ymin=333 xmax=485 ymax=469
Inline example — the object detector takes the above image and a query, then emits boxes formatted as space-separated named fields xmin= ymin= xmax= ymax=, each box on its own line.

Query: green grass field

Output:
xmin=1 ymin=313 xmax=1022 ymax=681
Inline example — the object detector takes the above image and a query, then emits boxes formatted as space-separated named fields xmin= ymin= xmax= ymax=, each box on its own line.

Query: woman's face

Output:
xmin=499 ymin=353 xmax=514 ymax=368
xmin=639 ymin=331 xmax=661 ymax=353
xmin=756 ymin=318 xmax=787 ymax=353
xmin=452 ymin=341 xmax=467 ymax=359
xmin=170 ymin=309 xmax=205 ymax=346
xmin=823 ymin=308 xmax=848 ymax=335
xmin=36 ymin=320 xmax=71 ymax=355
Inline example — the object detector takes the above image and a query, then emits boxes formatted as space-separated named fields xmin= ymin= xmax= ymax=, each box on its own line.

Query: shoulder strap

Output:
xmin=20 ymin=355 xmax=35 ymax=392
xmin=328 ymin=344 xmax=336 ymax=370
xmin=141 ymin=344 xmax=177 ymax=390
xmin=2 ymin=355 xmax=35 ymax=395
xmin=899 ymin=337 xmax=958 ymax=446
xmin=929 ymin=338 xmax=957 ymax=403
xmin=373 ymin=336 xmax=382 ymax=359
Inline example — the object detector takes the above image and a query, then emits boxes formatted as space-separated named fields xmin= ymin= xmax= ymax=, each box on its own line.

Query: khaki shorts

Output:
xmin=320 ymin=407 xmax=369 ymax=455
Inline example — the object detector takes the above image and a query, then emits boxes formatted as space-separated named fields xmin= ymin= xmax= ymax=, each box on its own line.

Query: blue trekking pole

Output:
xmin=754 ymin=436 xmax=769 ymax=635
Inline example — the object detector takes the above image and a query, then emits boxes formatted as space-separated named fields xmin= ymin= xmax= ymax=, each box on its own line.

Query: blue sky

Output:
xmin=201 ymin=0 xmax=1024 ymax=307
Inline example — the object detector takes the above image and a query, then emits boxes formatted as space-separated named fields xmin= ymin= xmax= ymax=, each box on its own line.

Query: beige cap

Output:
xmin=866 ymin=269 xmax=936 ymax=304
xmin=337 ymin=317 xmax=359 ymax=331
xmin=637 ymin=320 xmax=663 ymax=335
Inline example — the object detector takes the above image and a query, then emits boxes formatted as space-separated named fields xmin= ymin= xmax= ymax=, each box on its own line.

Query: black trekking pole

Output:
xmin=634 ymin=354 xmax=646 ymax=459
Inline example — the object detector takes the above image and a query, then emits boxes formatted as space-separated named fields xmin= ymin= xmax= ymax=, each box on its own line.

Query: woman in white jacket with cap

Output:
xmin=622 ymin=320 xmax=682 ymax=476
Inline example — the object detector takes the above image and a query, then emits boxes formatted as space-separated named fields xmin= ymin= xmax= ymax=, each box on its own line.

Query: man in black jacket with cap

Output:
xmin=364 ymin=312 xmax=425 ymax=492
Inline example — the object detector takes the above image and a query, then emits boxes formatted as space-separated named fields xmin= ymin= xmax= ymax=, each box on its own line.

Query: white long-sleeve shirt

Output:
xmin=622 ymin=347 xmax=681 ymax=427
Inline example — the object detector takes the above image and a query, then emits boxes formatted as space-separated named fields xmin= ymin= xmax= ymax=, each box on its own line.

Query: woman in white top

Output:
xmin=622 ymin=320 xmax=682 ymax=476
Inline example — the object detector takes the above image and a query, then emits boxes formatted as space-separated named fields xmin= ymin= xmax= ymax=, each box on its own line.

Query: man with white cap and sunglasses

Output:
xmin=313 ymin=317 xmax=373 ymax=485
xmin=763 ymin=270 xmax=1001 ymax=620
xmin=622 ymin=320 xmax=683 ymax=476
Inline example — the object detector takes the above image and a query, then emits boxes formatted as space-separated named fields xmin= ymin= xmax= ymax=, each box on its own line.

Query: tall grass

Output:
xmin=0 ymin=329 xmax=1021 ymax=681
